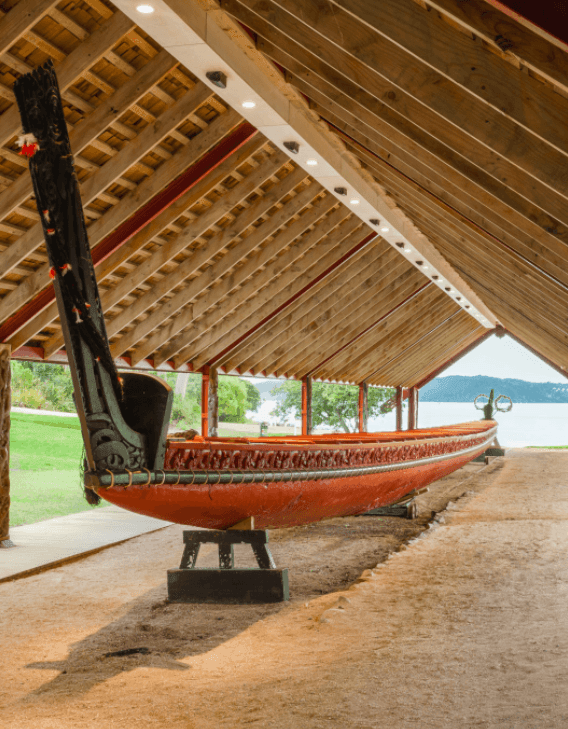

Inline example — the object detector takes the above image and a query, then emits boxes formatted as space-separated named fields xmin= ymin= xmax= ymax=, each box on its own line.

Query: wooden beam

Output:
xmin=0 ymin=10 xmax=136 ymax=150
xmin=230 ymin=0 xmax=568 ymax=208
xmin=408 ymin=386 xmax=418 ymax=430
xmin=257 ymin=26 xmax=568 ymax=252
xmin=301 ymin=376 xmax=312 ymax=435
xmin=175 ymin=228 xmax=374 ymax=371
xmin=358 ymin=382 xmax=368 ymax=433
xmin=0 ymin=0 xmax=57 ymax=58
xmin=119 ymin=169 xmax=317 ymax=363
xmin=0 ymin=343 xmax=10 ymax=543
xmin=221 ymin=215 xmax=369 ymax=373
xmin=201 ymin=367 xmax=209 ymax=436
xmin=395 ymin=385 xmax=403 ymax=431
xmin=421 ymin=0 xmax=568 ymax=94
xmin=208 ymin=365 xmax=219 ymax=436
xmin=238 ymin=245 xmax=407 ymax=375
xmin=415 ymin=328 xmax=496 ymax=389
xmin=133 ymin=186 xmax=338 ymax=367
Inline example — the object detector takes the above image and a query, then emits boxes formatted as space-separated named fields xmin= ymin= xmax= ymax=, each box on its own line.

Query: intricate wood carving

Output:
xmin=13 ymin=62 xmax=172 ymax=487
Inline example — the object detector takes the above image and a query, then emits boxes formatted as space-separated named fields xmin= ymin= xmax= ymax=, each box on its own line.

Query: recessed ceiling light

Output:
xmin=136 ymin=4 xmax=154 ymax=12
xmin=350 ymin=198 xmax=360 ymax=205
xmin=242 ymin=100 xmax=256 ymax=109
xmin=380 ymin=226 xmax=390 ymax=232
xmin=306 ymin=159 xmax=318 ymax=166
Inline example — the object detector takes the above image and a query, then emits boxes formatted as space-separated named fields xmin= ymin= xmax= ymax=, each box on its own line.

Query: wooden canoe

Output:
xmin=93 ymin=421 xmax=497 ymax=529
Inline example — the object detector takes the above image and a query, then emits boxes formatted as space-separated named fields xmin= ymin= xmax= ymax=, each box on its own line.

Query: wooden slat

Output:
xmin=230 ymin=0 xmax=568 ymax=204
xmin=181 ymin=225 xmax=372 ymax=370
xmin=0 ymin=0 xmax=58 ymax=58
xmin=130 ymin=187 xmax=339 ymax=366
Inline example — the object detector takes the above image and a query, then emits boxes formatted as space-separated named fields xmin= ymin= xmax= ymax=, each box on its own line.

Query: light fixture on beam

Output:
xmin=306 ymin=158 xmax=318 ymax=166
xmin=136 ymin=4 xmax=154 ymax=12
xmin=206 ymin=71 xmax=227 ymax=89
xmin=283 ymin=141 xmax=300 ymax=154
xmin=242 ymin=100 xmax=256 ymax=108
xmin=334 ymin=187 xmax=347 ymax=195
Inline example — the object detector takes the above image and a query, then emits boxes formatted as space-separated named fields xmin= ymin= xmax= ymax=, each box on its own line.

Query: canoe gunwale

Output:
xmin=86 ymin=426 xmax=497 ymax=492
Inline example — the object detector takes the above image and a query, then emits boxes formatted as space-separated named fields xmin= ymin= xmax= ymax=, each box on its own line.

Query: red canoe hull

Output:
xmin=97 ymin=421 xmax=497 ymax=529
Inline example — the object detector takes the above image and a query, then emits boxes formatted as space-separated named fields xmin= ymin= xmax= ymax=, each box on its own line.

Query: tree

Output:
xmin=218 ymin=376 xmax=248 ymax=422
xmin=271 ymin=380 xmax=396 ymax=432
xmin=241 ymin=379 xmax=261 ymax=413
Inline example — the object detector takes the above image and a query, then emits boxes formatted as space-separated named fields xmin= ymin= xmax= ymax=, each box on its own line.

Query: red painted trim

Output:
xmin=0 ymin=123 xmax=258 ymax=344
xmin=210 ymin=232 xmax=378 ymax=366
xmin=301 ymin=376 xmax=312 ymax=436
xmin=305 ymin=281 xmax=431 ymax=378
xmin=414 ymin=328 xmax=496 ymax=389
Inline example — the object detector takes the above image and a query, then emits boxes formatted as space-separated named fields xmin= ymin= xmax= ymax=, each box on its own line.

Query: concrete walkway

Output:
xmin=0 ymin=505 xmax=172 ymax=583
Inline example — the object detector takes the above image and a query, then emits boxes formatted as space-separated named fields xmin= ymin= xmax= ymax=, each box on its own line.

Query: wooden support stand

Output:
xmin=473 ymin=447 xmax=506 ymax=463
xmin=167 ymin=529 xmax=289 ymax=603
xmin=360 ymin=500 xmax=418 ymax=520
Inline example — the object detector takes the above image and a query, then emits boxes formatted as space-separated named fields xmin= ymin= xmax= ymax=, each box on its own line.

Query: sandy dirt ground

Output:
xmin=1 ymin=450 xmax=567 ymax=728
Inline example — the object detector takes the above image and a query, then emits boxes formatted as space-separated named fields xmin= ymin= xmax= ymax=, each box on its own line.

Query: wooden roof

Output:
xmin=0 ymin=0 xmax=566 ymax=386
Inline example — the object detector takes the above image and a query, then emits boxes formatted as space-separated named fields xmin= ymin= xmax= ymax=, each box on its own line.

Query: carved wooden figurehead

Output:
xmin=14 ymin=61 xmax=172 ymax=499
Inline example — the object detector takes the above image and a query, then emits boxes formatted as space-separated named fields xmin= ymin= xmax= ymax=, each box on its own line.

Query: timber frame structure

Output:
xmin=0 ymin=0 xmax=565 ymax=390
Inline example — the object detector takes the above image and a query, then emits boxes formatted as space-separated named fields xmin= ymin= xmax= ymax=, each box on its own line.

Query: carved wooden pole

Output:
xmin=208 ymin=366 xmax=219 ymax=437
xmin=0 ymin=344 xmax=11 ymax=546
xmin=408 ymin=386 xmax=418 ymax=430
xmin=301 ymin=376 xmax=312 ymax=436
xmin=395 ymin=386 xmax=403 ymax=431
xmin=358 ymin=382 xmax=368 ymax=433
xmin=201 ymin=366 xmax=210 ymax=437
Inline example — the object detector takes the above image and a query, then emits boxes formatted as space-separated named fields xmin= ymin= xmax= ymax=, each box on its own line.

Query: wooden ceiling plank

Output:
xmin=175 ymin=227 xmax=373 ymax=370
xmin=315 ymin=288 xmax=451 ymax=381
xmin=345 ymin=310 xmax=472 ymax=385
xmin=384 ymin=320 xmax=482 ymax=387
xmin=104 ymin=153 xmax=304 ymax=326
xmin=0 ymin=0 xmax=58 ymax=58
xmin=408 ymin=202 xmax=568 ymax=312
xmin=331 ymin=0 xmax=568 ymax=153
xmin=223 ymin=218 xmax=377 ymax=371
xmin=353 ymin=142 xmax=568 ymax=294
xmin=108 ymin=169 xmax=317 ymax=362
xmin=420 ymin=0 xmax=568 ymax=95
xmin=152 ymin=211 xmax=362 ymax=368
xmin=437 ymin=259 xmax=568 ymax=349
xmin=0 ymin=50 xmax=179 ymax=278
xmin=0 ymin=11 xmax=136 ymax=151
xmin=263 ymin=255 xmax=414 ymax=377
xmin=4 ymin=109 xmax=244 ymax=350
xmin=259 ymin=32 xmax=568 ymax=247
xmin=227 ymin=0 xmax=568 ymax=213
xmin=232 ymin=243 xmax=403 ymax=373
xmin=279 ymin=272 xmax=428 ymax=380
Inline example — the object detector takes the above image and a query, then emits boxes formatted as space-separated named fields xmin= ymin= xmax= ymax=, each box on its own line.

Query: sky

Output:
xmin=244 ymin=335 xmax=567 ymax=387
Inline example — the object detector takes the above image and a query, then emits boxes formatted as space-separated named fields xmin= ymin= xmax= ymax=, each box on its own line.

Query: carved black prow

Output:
xmin=14 ymin=61 xmax=172 ymax=501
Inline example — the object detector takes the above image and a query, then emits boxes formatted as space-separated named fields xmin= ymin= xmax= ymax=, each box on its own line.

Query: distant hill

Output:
xmin=420 ymin=375 xmax=568 ymax=403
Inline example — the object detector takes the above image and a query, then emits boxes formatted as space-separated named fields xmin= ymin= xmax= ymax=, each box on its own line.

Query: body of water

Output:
xmin=369 ymin=402 xmax=568 ymax=448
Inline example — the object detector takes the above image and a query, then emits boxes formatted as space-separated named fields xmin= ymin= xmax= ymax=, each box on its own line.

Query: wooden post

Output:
xmin=301 ymin=376 xmax=312 ymax=436
xmin=201 ymin=366 xmax=210 ymax=437
xmin=395 ymin=385 xmax=403 ymax=431
xmin=358 ymin=382 xmax=368 ymax=433
xmin=0 ymin=344 xmax=11 ymax=546
xmin=408 ymin=387 xmax=418 ymax=430
xmin=208 ymin=366 xmax=219 ymax=437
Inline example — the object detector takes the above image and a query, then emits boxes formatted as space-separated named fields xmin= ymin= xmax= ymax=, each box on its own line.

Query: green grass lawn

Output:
xmin=9 ymin=411 xmax=98 ymax=526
